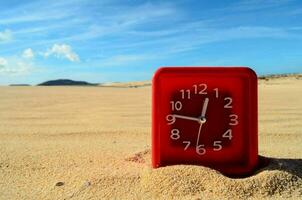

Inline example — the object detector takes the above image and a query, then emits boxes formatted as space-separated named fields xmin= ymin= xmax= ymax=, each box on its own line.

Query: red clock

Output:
xmin=152 ymin=67 xmax=258 ymax=176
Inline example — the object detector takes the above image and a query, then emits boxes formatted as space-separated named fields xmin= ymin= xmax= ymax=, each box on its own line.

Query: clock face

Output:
xmin=152 ymin=67 xmax=258 ymax=176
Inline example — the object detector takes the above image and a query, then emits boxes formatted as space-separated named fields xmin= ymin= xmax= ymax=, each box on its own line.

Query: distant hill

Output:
xmin=259 ymin=73 xmax=302 ymax=80
xmin=38 ymin=79 xmax=97 ymax=86
xmin=9 ymin=84 xmax=31 ymax=86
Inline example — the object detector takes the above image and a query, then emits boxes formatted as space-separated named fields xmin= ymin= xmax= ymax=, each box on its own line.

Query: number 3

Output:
xmin=229 ymin=114 xmax=239 ymax=125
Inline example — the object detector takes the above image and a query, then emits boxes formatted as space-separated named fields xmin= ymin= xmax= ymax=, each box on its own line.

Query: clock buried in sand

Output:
xmin=151 ymin=67 xmax=258 ymax=176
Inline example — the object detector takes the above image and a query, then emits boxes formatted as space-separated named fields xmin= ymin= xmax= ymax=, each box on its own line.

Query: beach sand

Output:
xmin=0 ymin=75 xmax=301 ymax=199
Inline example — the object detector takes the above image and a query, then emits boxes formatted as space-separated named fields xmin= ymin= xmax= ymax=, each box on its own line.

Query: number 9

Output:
xmin=166 ymin=114 xmax=176 ymax=125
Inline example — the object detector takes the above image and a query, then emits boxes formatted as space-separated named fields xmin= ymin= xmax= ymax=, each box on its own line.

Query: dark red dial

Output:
xmin=152 ymin=67 xmax=258 ymax=176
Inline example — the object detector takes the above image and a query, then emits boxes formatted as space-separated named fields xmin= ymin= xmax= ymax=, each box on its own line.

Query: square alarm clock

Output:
xmin=152 ymin=67 xmax=258 ymax=176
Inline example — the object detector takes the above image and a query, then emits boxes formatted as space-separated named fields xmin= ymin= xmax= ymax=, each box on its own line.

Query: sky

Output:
xmin=0 ymin=0 xmax=302 ymax=85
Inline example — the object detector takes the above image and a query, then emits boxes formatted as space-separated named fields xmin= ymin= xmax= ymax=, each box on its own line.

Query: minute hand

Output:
xmin=200 ymin=97 xmax=209 ymax=118
xmin=173 ymin=114 xmax=201 ymax=123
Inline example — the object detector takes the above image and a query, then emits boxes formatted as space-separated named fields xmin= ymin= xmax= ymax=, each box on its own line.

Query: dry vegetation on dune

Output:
xmin=0 ymin=75 xmax=301 ymax=199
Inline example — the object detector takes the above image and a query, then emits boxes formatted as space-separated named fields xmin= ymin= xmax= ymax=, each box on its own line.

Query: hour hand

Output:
xmin=173 ymin=114 xmax=206 ymax=124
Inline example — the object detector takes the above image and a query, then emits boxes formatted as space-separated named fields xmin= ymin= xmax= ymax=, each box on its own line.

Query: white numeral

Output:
xmin=213 ymin=88 xmax=219 ymax=98
xmin=180 ymin=89 xmax=191 ymax=99
xmin=196 ymin=144 xmax=206 ymax=155
xmin=166 ymin=114 xmax=176 ymax=125
xmin=170 ymin=101 xmax=182 ymax=111
xmin=183 ymin=141 xmax=191 ymax=150
xmin=193 ymin=84 xmax=207 ymax=95
xmin=222 ymin=129 xmax=233 ymax=140
xmin=229 ymin=114 xmax=239 ymax=125
xmin=224 ymin=97 xmax=232 ymax=108
xmin=213 ymin=141 xmax=222 ymax=151
xmin=170 ymin=129 xmax=180 ymax=140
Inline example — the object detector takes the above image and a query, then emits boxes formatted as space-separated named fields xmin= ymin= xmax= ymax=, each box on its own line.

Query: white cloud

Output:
xmin=22 ymin=48 xmax=35 ymax=59
xmin=0 ymin=29 xmax=12 ymax=43
xmin=0 ymin=57 xmax=8 ymax=67
xmin=0 ymin=57 xmax=32 ymax=75
xmin=44 ymin=44 xmax=80 ymax=62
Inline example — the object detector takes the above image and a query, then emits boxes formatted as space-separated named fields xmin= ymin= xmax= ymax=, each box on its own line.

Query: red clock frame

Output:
xmin=152 ymin=67 xmax=258 ymax=176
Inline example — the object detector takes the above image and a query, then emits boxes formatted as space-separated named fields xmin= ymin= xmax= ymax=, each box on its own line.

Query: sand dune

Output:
xmin=99 ymin=81 xmax=151 ymax=88
xmin=0 ymin=75 xmax=301 ymax=199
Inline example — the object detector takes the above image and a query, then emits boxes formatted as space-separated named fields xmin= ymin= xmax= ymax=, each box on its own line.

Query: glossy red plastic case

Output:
xmin=152 ymin=67 xmax=258 ymax=176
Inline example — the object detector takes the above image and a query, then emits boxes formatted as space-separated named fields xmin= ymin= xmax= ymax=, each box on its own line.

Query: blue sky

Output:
xmin=0 ymin=0 xmax=302 ymax=85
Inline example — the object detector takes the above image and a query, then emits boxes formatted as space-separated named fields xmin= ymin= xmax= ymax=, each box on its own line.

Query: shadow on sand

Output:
xmin=256 ymin=155 xmax=302 ymax=178
xmin=125 ymin=150 xmax=302 ymax=180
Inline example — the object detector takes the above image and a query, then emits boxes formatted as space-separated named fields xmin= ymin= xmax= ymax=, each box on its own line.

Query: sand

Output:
xmin=0 ymin=75 xmax=301 ymax=199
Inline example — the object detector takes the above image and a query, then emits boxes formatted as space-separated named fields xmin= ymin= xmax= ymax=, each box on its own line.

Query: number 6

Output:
xmin=196 ymin=144 xmax=206 ymax=155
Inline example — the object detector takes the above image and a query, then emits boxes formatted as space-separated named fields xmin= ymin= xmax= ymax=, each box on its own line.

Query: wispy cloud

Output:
xmin=0 ymin=0 xmax=84 ymax=25
xmin=92 ymin=24 xmax=298 ymax=56
xmin=0 ymin=56 xmax=33 ymax=75
xmin=43 ymin=2 xmax=178 ymax=43
xmin=0 ymin=29 xmax=13 ymax=43
xmin=96 ymin=54 xmax=153 ymax=67
xmin=287 ymin=7 xmax=302 ymax=15
xmin=165 ymin=25 xmax=299 ymax=54
xmin=0 ymin=1 xmax=178 ymax=56
xmin=22 ymin=48 xmax=34 ymax=59
xmin=107 ymin=2 xmax=177 ymax=26
xmin=227 ymin=0 xmax=294 ymax=11
xmin=43 ymin=44 xmax=80 ymax=62
xmin=0 ymin=57 xmax=8 ymax=67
